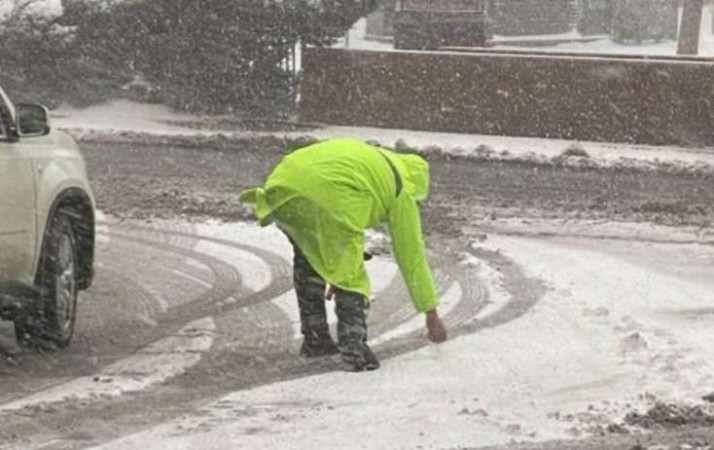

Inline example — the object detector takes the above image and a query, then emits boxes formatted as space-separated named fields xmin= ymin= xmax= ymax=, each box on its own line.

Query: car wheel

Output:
xmin=15 ymin=213 xmax=78 ymax=349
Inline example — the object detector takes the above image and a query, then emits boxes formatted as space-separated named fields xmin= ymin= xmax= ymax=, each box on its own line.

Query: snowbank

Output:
xmin=53 ymin=100 xmax=714 ymax=175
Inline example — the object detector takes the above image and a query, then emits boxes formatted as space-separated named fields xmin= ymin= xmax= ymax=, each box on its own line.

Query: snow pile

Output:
xmin=624 ymin=399 xmax=714 ymax=431
xmin=0 ymin=0 xmax=63 ymax=22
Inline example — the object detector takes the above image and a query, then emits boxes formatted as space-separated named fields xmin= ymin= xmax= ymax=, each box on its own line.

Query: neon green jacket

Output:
xmin=240 ymin=138 xmax=439 ymax=313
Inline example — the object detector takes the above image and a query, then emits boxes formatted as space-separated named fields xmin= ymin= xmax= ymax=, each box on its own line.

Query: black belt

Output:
xmin=378 ymin=151 xmax=403 ymax=197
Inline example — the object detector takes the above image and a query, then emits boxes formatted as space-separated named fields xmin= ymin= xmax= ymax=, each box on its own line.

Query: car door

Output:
xmin=0 ymin=102 xmax=37 ymax=285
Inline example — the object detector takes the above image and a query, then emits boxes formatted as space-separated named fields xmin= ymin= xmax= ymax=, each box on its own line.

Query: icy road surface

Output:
xmin=1 ymin=218 xmax=712 ymax=450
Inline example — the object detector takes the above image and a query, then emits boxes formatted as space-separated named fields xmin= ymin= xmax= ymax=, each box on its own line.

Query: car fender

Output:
xmin=28 ymin=131 xmax=95 ymax=286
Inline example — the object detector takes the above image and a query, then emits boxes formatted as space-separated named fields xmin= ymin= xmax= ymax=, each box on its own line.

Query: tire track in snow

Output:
xmin=0 ymin=318 xmax=217 ymax=414
xmin=0 ymin=223 xmax=545 ymax=450
xmin=103 ymin=222 xmax=293 ymax=310
xmin=373 ymin=244 xmax=545 ymax=361
xmin=0 ymin=223 xmax=292 ymax=418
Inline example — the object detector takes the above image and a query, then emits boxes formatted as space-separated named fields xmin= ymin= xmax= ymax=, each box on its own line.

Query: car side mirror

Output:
xmin=16 ymin=104 xmax=50 ymax=137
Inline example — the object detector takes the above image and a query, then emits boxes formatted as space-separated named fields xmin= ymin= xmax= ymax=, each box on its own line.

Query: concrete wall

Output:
xmin=489 ymin=0 xmax=577 ymax=35
xmin=300 ymin=47 xmax=714 ymax=147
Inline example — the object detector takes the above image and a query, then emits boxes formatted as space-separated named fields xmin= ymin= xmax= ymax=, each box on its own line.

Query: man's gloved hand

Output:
xmin=363 ymin=251 xmax=373 ymax=261
xmin=425 ymin=309 xmax=447 ymax=343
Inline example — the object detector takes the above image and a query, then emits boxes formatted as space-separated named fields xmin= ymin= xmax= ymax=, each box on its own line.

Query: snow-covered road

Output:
xmin=86 ymin=221 xmax=714 ymax=450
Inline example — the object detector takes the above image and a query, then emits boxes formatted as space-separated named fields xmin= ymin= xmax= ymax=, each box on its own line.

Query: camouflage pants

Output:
xmin=291 ymin=241 xmax=368 ymax=362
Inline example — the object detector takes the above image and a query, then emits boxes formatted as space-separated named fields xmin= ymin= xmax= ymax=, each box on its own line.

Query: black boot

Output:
xmin=362 ymin=343 xmax=380 ymax=371
xmin=300 ymin=333 xmax=339 ymax=358
xmin=341 ymin=343 xmax=380 ymax=372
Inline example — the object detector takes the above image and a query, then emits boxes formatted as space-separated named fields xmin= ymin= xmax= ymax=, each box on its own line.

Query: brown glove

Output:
xmin=425 ymin=310 xmax=447 ymax=343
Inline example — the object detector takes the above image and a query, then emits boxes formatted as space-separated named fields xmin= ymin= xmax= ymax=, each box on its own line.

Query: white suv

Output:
xmin=0 ymin=86 xmax=95 ymax=348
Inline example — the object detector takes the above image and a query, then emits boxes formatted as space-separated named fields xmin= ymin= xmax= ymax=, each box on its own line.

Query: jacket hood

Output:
xmin=395 ymin=153 xmax=430 ymax=201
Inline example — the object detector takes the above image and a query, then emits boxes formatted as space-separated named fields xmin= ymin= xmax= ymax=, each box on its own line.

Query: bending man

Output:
xmin=240 ymin=138 xmax=447 ymax=372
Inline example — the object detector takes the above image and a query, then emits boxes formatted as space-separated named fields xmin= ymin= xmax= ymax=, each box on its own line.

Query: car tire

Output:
xmin=14 ymin=213 xmax=79 ymax=349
